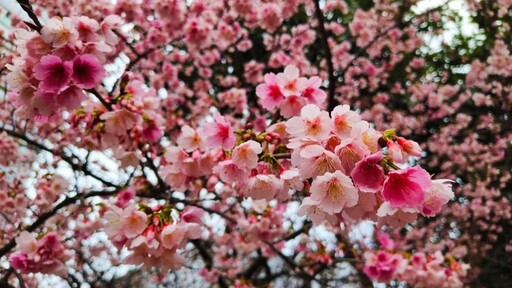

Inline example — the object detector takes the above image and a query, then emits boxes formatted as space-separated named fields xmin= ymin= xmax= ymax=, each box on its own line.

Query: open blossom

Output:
xmin=33 ymin=55 xmax=73 ymax=93
xmin=104 ymin=205 xmax=148 ymax=240
xmin=232 ymin=140 xmax=262 ymax=169
xmin=382 ymin=166 xmax=433 ymax=208
xmin=335 ymin=137 xmax=369 ymax=174
xmin=54 ymin=85 xmax=87 ymax=111
xmin=213 ymin=159 xmax=250 ymax=184
xmin=121 ymin=206 xmax=148 ymax=238
xmin=100 ymin=109 xmax=141 ymax=135
xmin=276 ymin=65 xmax=307 ymax=97
xmin=71 ymin=54 xmax=105 ymax=89
xmin=41 ymin=17 xmax=79 ymax=47
xmin=310 ymin=171 xmax=359 ymax=214
xmin=245 ymin=174 xmax=282 ymax=200
xmin=351 ymin=152 xmax=385 ymax=192
xmin=256 ymin=72 xmax=284 ymax=110
xmin=279 ymin=94 xmax=307 ymax=118
xmin=286 ymin=104 xmax=332 ymax=141
xmin=421 ymin=179 xmax=454 ymax=217
xmin=331 ymin=104 xmax=361 ymax=137
xmin=161 ymin=223 xmax=202 ymax=250
xmin=295 ymin=144 xmax=342 ymax=179
xmin=177 ymin=125 xmax=207 ymax=152
xmin=203 ymin=113 xmax=235 ymax=150
xmin=15 ymin=231 xmax=38 ymax=256
xmin=301 ymin=76 xmax=326 ymax=105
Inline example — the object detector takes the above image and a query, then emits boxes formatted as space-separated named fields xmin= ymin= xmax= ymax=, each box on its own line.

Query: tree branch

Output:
xmin=313 ymin=0 xmax=337 ymax=111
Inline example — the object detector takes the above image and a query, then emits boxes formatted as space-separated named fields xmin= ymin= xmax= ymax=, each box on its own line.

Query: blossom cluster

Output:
xmin=256 ymin=65 xmax=326 ymax=118
xmin=9 ymin=232 xmax=72 ymax=276
xmin=1 ymin=0 xmax=493 ymax=284
xmin=205 ymin=66 xmax=454 ymax=229
xmin=363 ymin=250 xmax=469 ymax=288
xmin=286 ymin=103 xmax=454 ymax=226
xmin=103 ymin=203 xmax=203 ymax=271
xmin=6 ymin=16 xmax=120 ymax=118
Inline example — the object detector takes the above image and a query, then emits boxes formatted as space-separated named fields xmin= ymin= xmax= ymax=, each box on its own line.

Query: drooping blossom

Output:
xmin=244 ymin=174 xmax=282 ymax=200
xmin=100 ymin=109 xmax=141 ymax=136
xmin=297 ymin=197 xmax=338 ymax=225
xmin=381 ymin=166 xmax=432 ymax=208
xmin=396 ymin=137 xmax=422 ymax=157
xmin=351 ymin=152 xmax=385 ymax=192
xmin=421 ymin=179 xmax=454 ymax=217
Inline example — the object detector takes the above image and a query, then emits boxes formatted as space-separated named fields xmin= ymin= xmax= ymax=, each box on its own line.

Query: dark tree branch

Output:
xmin=16 ymin=0 xmax=43 ymax=33
xmin=313 ymin=0 xmax=337 ymax=111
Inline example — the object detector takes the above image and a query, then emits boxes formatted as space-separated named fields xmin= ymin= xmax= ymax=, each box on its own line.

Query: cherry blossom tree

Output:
xmin=0 ymin=0 xmax=510 ymax=287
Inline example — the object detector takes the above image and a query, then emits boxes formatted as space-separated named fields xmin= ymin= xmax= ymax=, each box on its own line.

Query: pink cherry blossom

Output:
xmin=71 ymin=54 xmax=105 ymax=89
xmin=245 ymin=174 xmax=282 ymax=200
xmin=309 ymin=171 xmax=359 ymax=214
xmin=232 ymin=140 xmax=262 ymax=170
xmin=286 ymin=104 xmax=332 ymax=141
xmin=331 ymin=104 xmax=361 ymax=137
xmin=382 ymin=166 xmax=433 ymax=208
xmin=177 ymin=125 xmax=207 ymax=152
xmin=279 ymin=95 xmax=307 ymax=118
xmin=387 ymin=140 xmax=407 ymax=164
xmin=213 ymin=160 xmax=249 ymax=184
xmin=335 ymin=138 xmax=369 ymax=174
xmin=161 ymin=224 xmax=187 ymax=250
xmin=351 ymin=152 xmax=385 ymax=192
xmin=295 ymin=144 xmax=342 ymax=179
xmin=396 ymin=136 xmax=422 ymax=157
xmin=54 ymin=85 xmax=87 ymax=110
xmin=297 ymin=197 xmax=338 ymax=225
xmin=121 ymin=205 xmax=148 ymax=238
xmin=256 ymin=73 xmax=284 ymax=110
xmin=33 ymin=55 xmax=73 ymax=92
xmin=421 ymin=179 xmax=454 ymax=217
xmin=16 ymin=231 xmax=38 ymax=256
xmin=363 ymin=251 xmax=404 ymax=283
xmin=203 ymin=113 xmax=235 ymax=150
xmin=41 ymin=17 xmax=79 ymax=47
xmin=276 ymin=65 xmax=307 ymax=97
xmin=301 ymin=76 xmax=327 ymax=105
xmin=100 ymin=109 xmax=141 ymax=135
